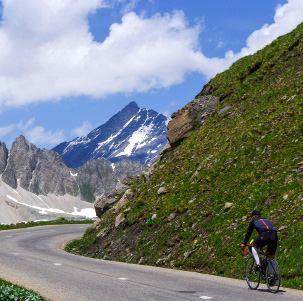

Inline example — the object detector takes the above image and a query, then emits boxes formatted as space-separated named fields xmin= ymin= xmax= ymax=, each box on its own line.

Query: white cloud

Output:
xmin=0 ymin=0 xmax=301 ymax=109
xmin=17 ymin=118 xmax=35 ymax=131
xmin=71 ymin=121 xmax=93 ymax=137
xmin=0 ymin=118 xmax=35 ymax=139
xmin=114 ymin=0 xmax=141 ymax=14
xmin=206 ymin=0 xmax=303 ymax=78
xmin=0 ymin=124 xmax=15 ymax=138
xmin=25 ymin=126 xmax=65 ymax=145
xmin=0 ymin=117 xmax=64 ymax=147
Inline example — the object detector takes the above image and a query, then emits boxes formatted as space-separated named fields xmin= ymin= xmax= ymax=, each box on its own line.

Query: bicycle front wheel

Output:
xmin=245 ymin=256 xmax=260 ymax=290
xmin=265 ymin=259 xmax=281 ymax=293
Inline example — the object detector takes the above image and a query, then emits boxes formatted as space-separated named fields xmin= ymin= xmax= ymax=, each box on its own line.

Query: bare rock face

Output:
xmin=1 ymin=135 xmax=145 ymax=203
xmin=30 ymin=148 xmax=79 ymax=196
xmin=0 ymin=141 xmax=8 ymax=174
xmin=2 ymin=136 xmax=78 ymax=195
xmin=2 ymin=136 xmax=40 ymax=189
xmin=113 ymin=158 xmax=146 ymax=182
xmin=166 ymin=95 xmax=220 ymax=147
xmin=73 ymin=158 xmax=118 ymax=201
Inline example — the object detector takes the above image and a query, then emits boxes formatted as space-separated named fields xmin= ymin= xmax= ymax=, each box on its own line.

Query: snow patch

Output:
xmin=34 ymin=194 xmax=43 ymax=201
xmin=70 ymin=207 xmax=96 ymax=219
xmin=117 ymin=124 xmax=153 ymax=157
xmin=6 ymin=195 xmax=95 ymax=218
xmin=94 ymin=113 xmax=138 ymax=153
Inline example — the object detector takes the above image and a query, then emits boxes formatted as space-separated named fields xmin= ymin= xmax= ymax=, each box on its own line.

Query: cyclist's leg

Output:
xmin=267 ymin=239 xmax=278 ymax=275
xmin=268 ymin=231 xmax=278 ymax=260
xmin=251 ymin=241 xmax=260 ymax=266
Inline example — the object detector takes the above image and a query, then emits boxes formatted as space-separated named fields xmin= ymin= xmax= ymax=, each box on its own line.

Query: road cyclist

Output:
xmin=241 ymin=210 xmax=281 ymax=293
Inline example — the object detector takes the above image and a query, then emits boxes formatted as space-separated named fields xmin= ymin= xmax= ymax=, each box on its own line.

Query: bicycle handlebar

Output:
xmin=241 ymin=244 xmax=250 ymax=254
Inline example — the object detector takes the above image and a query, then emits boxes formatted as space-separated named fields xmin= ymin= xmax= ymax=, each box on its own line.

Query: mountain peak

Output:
xmin=115 ymin=101 xmax=140 ymax=119
xmin=53 ymin=103 xmax=170 ymax=167
xmin=124 ymin=101 xmax=139 ymax=110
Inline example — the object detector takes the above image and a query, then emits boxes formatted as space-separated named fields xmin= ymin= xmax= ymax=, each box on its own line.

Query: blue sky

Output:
xmin=0 ymin=0 xmax=302 ymax=150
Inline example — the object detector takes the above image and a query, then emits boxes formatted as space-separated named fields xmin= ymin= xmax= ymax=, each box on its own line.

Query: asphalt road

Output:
xmin=0 ymin=224 xmax=302 ymax=301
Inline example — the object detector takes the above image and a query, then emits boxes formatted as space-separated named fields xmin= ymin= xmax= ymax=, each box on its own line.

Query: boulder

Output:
xmin=224 ymin=202 xmax=234 ymax=211
xmin=166 ymin=95 xmax=220 ymax=147
xmin=94 ymin=197 xmax=117 ymax=218
xmin=115 ymin=213 xmax=125 ymax=227
xmin=94 ymin=182 xmax=130 ymax=218
xmin=218 ymin=105 xmax=233 ymax=116
xmin=157 ymin=186 xmax=168 ymax=195
xmin=114 ymin=189 xmax=134 ymax=213
xmin=168 ymin=213 xmax=177 ymax=221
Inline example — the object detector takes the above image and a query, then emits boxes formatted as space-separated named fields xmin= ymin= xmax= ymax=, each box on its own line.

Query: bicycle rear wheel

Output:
xmin=265 ymin=259 xmax=281 ymax=293
xmin=245 ymin=256 xmax=260 ymax=290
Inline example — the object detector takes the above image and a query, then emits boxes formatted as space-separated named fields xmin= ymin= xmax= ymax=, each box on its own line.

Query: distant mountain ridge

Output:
xmin=0 ymin=136 xmax=145 ymax=223
xmin=53 ymin=102 xmax=170 ymax=167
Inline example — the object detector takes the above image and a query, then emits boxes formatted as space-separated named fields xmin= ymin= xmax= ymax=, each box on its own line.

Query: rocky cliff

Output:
xmin=0 ymin=136 xmax=145 ymax=203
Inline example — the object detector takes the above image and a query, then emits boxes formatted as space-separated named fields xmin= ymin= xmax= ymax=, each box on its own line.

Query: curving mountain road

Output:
xmin=0 ymin=224 xmax=302 ymax=301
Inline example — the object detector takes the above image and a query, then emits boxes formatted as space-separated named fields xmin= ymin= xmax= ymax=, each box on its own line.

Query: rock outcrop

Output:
xmin=0 ymin=142 xmax=8 ymax=174
xmin=30 ymin=148 xmax=79 ymax=196
xmin=166 ymin=95 xmax=220 ymax=147
xmin=2 ymin=136 xmax=40 ymax=189
xmin=94 ymin=181 xmax=130 ymax=218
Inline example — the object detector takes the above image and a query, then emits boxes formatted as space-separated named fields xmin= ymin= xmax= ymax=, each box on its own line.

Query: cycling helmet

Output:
xmin=251 ymin=210 xmax=261 ymax=216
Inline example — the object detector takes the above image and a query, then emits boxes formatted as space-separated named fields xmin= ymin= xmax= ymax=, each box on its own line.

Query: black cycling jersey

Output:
xmin=244 ymin=217 xmax=277 ymax=245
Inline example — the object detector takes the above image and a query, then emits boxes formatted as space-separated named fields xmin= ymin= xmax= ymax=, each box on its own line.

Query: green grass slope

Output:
xmin=68 ymin=22 xmax=303 ymax=289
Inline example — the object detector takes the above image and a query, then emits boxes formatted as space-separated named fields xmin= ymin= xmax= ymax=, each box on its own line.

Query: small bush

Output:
xmin=0 ymin=281 xmax=44 ymax=300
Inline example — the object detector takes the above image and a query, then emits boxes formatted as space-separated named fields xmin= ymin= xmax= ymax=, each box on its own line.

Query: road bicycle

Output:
xmin=241 ymin=244 xmax=281 ymax=293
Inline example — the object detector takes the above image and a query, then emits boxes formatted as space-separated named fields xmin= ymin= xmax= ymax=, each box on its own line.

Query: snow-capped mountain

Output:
xmin=53 ymin=102 xmax=170 ymax=168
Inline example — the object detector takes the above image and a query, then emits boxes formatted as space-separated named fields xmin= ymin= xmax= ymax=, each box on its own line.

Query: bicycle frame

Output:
xmin=241 ymin=244 xmax=281 ymax=293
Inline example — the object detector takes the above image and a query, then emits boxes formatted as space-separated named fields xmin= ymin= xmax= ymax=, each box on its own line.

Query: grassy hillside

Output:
xmin=67 ymin=22 xmax=303 ymax=289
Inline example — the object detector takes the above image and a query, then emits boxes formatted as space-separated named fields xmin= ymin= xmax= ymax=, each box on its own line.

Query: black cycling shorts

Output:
xmin=253 ymin=231 xmax=278 ymax=256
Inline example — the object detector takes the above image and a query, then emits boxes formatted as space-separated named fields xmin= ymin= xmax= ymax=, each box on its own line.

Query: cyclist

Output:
xmin=241 ymin=210 xmax=278 ymax=272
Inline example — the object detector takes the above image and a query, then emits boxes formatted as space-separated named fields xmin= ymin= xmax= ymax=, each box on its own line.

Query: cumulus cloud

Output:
xmin=0 ymin=0 xmax=302 ymax=109
xmin=0 ymin=124 xmax=15 ymax=138
xmin=0 ymin=116 xmax=64 ymax=146
xmin=114 ymin=0 xmax=141 ymax=14
xmin=71 ymin=121 xmax=93 ymax=137
xmin=0 ymin=118 xmax=35 ymax=139
xmin=212 ymin=0 xmax=303 ymax=77
xmin=25 ymin=126 xmax=65 ymax=145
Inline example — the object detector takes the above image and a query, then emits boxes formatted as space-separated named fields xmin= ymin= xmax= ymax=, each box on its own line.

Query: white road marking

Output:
xmin=12 ymin=253 xmax=19 ymax=255
xmin=200 ymin=297 xmax=213 ymax=300
xmin=54 ymin=263 xmax=62 ymax=266
xmin=49 ymin=230 xmax=56 ymax=232
xmin=118 ymin=278 xmax=128 ymax=281
xmin=6 ymin=235 xmax=12 ymax=238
